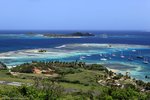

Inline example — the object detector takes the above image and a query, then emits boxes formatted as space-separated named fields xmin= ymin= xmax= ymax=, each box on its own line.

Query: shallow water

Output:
xmin=0 ymin=30 xmax=150 ymax=82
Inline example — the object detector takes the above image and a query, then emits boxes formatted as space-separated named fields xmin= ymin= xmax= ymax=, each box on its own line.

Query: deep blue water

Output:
xmin=0 ymin=30 xmax=150 ymax=52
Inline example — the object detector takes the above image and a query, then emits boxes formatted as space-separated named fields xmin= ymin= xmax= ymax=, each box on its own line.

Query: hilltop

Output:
xmin=0 ymin=61 xmax=149 ymax=99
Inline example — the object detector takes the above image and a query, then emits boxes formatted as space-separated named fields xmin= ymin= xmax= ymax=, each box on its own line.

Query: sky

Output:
xmin=0 ymin=0 xmax=150 ymax=31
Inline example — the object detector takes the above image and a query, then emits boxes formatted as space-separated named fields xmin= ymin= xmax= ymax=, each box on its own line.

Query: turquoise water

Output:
xmin=0 ymin=30 xmax=150 ymax=82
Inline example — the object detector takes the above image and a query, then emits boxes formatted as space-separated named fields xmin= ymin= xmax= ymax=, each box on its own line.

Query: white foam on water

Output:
xmin=55 ymin=45 xmax=66 ymax=49
xmin=1 ymin=43 xmax=149 ymax=82
xmin=0 ymin=43 xmax=150 ymax=68
xmin=57 ymin=43 xmax=150 ymax=49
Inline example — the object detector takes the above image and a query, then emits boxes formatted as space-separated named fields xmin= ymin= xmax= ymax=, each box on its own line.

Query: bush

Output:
xmin=113 ymin=73 xmax=123 ymax=79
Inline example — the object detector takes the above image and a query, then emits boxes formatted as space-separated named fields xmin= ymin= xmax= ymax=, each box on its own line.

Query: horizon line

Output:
xmin=0 ymin=29 xmax=148 ymax=32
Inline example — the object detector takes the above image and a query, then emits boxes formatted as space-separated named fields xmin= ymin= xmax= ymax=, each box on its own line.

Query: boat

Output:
xmin=100 ymin=58 xmax=107 ymax=61
xmin=79 ymin=58 xmax=83 ymax=60
xmin=137 ymin=51 xmax=144 ymax=59
xmin=99 ymin=54 xmax=103 ymax=57
xmin=137 ymin=55 xmax=144 ymax=59
xmin=143 ymin=58 xmax=149 ymax=64
xmin=128 ymin=57 xmax=133 ymax=61
xmin=121 ymin=55 xmax=125 ymax=58
xmin=79 ymin=56 xmax=85 ymax=60
xmin=145 ymin=75 xmax=150 ymax=79
xmin=108 ymin=53 xmax=112 ymax=59
xmin=120 ymin=51 xmax=125 ymax=58
xmin=128 ymin=55 xmax=133 ymax=61
xmin=137 ymin=56 xmax=144 ymax=59
xmin=112 ymin=53 xmax=116 ymax=57
xmin=132 ymin=49 xmax=136 ymax=52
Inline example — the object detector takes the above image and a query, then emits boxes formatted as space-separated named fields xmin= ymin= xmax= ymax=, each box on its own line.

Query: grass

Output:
xmin=59 ymin=82 xmax=104 ymax=91
xmin=64 ymin=69 xmax=105 ymax=85
xmin=0 ymin=84 xmax=17 ymax=89
xmin=0 ymin=69 xmax=105 ymax=94
xmin=0 ymin=70 xmax=33 ymax=83
xmin=0 ymin=69 xmax=58 ymax=84
xmin=17 ymin=73 xmax=56 ymax=78
xmin=0 ymin=68 xmax=135 ymax=93
xmin=0 ymin=70 xmax=10 ymax=77
xmin=0 ymin=69 xmax=106 ymax=91
xmin=57 ymin=69 xmax=107 ymax=92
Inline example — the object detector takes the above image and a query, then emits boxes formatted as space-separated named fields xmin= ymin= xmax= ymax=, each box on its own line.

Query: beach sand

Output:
xmin=107 ymin=68 xmax=119 ymax=73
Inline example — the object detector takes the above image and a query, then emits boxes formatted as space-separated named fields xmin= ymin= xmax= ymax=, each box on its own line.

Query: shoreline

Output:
xmin=0 ymin=43 xmax=150 ymax=55
xmin=0 ymin=43 xmax=150 ymax=82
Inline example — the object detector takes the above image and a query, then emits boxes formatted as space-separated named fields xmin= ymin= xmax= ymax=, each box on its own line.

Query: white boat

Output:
xmin=100 ymin=58 xmax=107 ymax=61
xmin=128 ymin=57 xmax=133 ymax=61
xmin=128 ymin=55 xmax=133 ymax=61
xmin=143 ymin=61 xmax=149 ymax=64
xmin=79 ymin=56 xmax=85 ymax=60
xmin=112 ymin=53 xmax=116 ymax=57
xmin=143 ymin=58 xmax=149 ymax=64
xmin=120 ymin=51 xmax=125 ymax=58
xmin=132 ymin=50 xmax=136 ymax=52
xmin=121 ymin=56 xmax=125 ymax=58
xmin=86 ymin=54 xmax=91 ymax=56
xmin=80 ymin=58 xmax=83 ymax=60
xmin=99 ymin=54 xmax=103 ymax=57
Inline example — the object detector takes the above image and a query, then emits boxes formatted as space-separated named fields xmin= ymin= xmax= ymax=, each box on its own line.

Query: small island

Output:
xmin=27 ymin=32 xmax=95 ymax=38
xmin=38 ymin=49 xmax=47 ymax=53
xmin=43 ymin=32 xmax=95 ymax=38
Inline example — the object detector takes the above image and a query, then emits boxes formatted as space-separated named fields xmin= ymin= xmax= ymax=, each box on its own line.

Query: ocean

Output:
xmin=0 ymin=30 xmax=150 ymax=82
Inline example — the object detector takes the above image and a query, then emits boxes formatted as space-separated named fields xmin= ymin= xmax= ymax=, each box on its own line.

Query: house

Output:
xmin=32 ymin=67 xmax=42 ymax=74
xmin=42 ymin=68 xmax=55 ymax=75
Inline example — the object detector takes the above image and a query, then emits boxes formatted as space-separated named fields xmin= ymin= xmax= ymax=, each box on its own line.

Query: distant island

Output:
xmin=27 ymin=32 xmax=95 ymax=38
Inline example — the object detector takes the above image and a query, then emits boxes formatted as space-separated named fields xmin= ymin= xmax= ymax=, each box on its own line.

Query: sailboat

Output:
xmin=120 ymin=51 xmax=125 ymax=58
xmin=100 ymin=58 xmax=107 ymax=61
xmin=143 ymin=58 xmax=149 ymax=64
xmin=99 ymin=53 xmax=103 ymax=57
xmin=137 ymin=51 xmax=144 ymax=59
xmin=112 ymin=53 xmax=116 ymax=57
xmin=132 ymin=49 xmax=136 ymax=52
xmin=128 ymin=55 xmax=133 ymax=61
xmin=108 ymin=53 xmax=112 ymax=59
xmin=79 ymin=56 xmax=85 ymax=60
